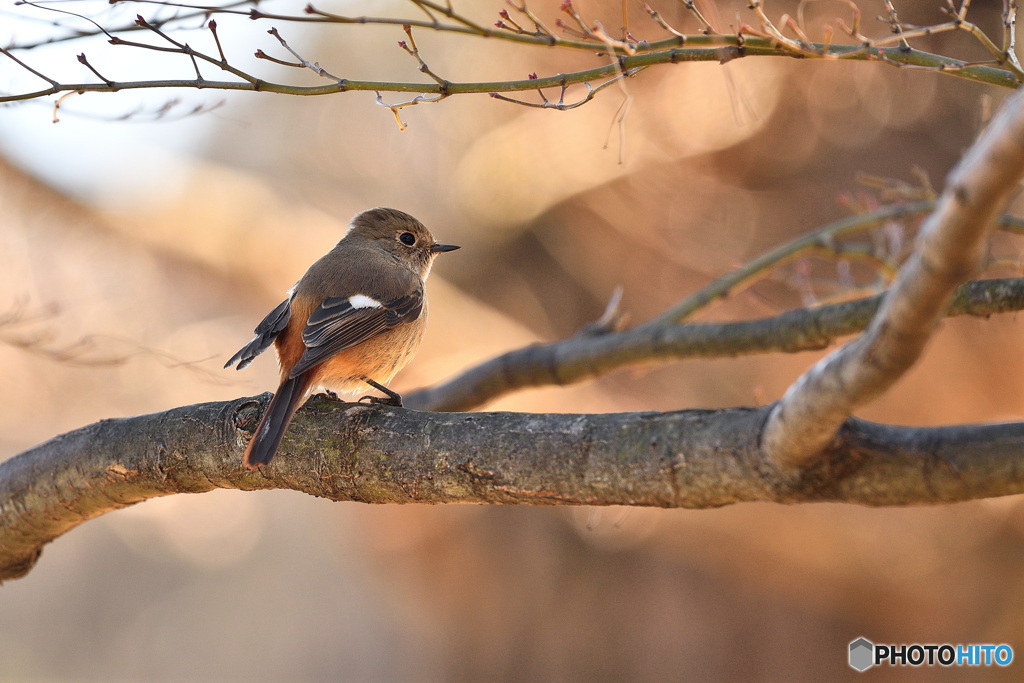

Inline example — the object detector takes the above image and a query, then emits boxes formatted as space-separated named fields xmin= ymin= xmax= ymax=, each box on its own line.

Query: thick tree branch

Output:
xmin=3 ymin=395 xmax=1024 ymax=582
xmin=763 ymin=86 xmax=1024 ymax=469
xmin=406 ymin=277 xmax=1024 ymax=412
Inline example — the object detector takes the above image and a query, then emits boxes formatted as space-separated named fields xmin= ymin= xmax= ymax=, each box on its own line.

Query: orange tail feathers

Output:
xmin=243 ymin=373 xmax=313 ymax=468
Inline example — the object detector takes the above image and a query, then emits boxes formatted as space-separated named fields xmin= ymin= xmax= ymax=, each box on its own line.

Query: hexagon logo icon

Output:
xmin=849 ymin=637 xmax=874 ymax=671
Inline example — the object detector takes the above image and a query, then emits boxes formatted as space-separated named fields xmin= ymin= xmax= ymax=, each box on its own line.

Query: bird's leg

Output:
xmin=359 ymin=378 xmax=403 ymax=407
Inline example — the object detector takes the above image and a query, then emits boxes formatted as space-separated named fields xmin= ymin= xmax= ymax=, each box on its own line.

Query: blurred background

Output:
xmin=2 ymin=0 xmax=1024 ymax=679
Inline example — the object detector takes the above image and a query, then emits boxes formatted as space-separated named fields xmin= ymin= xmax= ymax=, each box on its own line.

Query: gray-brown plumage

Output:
xmin=225 ymin=208 xmax=459 ymax=468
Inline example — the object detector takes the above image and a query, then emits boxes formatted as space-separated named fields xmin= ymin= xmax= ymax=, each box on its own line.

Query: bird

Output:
xmin=225 ymin=207 xmax=459 ymax=468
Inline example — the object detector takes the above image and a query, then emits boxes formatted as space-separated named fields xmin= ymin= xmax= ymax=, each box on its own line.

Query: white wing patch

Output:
xmin=349 ymin=294 xmax=383 ymax=309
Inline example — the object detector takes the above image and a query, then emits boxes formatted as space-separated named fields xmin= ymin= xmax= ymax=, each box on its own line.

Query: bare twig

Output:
xmin=648 ymin=201 xmax=937 ymax=326
xmin=0 ymin=45 xmax=58 ymax=86
xmin=254 ymin=49 xmax=303 ymax=68
xmin=682 ymin=0 xmax=717 ymax=34
xmin=1004 ymin=0 xmax=1023 ymax=72
xmin=6 ymin=0 xmax=1023 ymax=98
xmin=880 ymin=0 xmax=911 ymax=51
xmin=398 ymin=25 xmax=450 ymax=87
xmin=75 ymin=53 xmax=113 ymax=85
xmin=51 ymin=90 xmax=82 ymax=122
xmin=645 ymin=5 xmax=687 ymax=40
xmin=375 ymin=90 xmax=447 ymax=131
xmin=575 ymin=286 xmax=627 ymax=337
xmin=265 ymin=26 xmax=343 ymax=82
xmin=4 ymin=0 xmax=255 ymax=52
xmin=506 ymin=0 xmax=555 ymax=37
xmin=208 ymin=18 xmax=226 ymax=63
xmin=489 ymin=68 xmax=643 ymax=110
xmin=2 ymin=29 xmax=1021 ymax=107
xmin=0 ymin=302 xmax=225 ymax=379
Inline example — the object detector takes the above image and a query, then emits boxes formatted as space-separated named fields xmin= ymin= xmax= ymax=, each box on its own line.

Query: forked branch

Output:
xmin=762 ymin=84 xmax=1024 ymax=468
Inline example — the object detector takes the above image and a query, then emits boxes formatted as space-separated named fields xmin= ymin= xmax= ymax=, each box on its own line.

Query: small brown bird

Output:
xmin=225 ymin=208 xmax=459 ymax=468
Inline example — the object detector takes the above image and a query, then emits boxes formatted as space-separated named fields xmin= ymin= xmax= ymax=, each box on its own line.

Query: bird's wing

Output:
xmin=224 ymin=297 xmax=293 ymax=370
xmin=288 ymin=287 xmax=423 ymax=378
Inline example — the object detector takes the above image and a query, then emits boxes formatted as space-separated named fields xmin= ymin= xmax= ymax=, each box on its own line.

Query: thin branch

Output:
xmin=398 ymin=24 xmax=450 ymax=87
xmin=51 ymin=90 xmax=81 ymax=122
xmin=681 ymin=0 xmax=717 ymax=34
xmin=645 ymin=6 xmax=688 ymax=40
xmin=8 ymin=0 xmax=1024 ymax=74
xmin=5 ymin=0 xmax=1024 ymax=110
xmin=741 ymin=0 xmax=1024 ymax=79
xmin=0 ymin=45 xmax=58 ymax=86
xmin=265 ymin=26 xmax=343 ymax=82
xmin=583 ymin=285 xmax=626 ymax=334
xmin=375 ymin=90 xmax=447 ymax=131
xmin=506 ymin=0 xmax=556 ymax=38
xmin=879 ymin=0 xmax=911 ymax=51
xmin=408 ymin=0 xmax=440 ymax=25
xmin=489 ymin=68 xmax=643 ymax=110
xmin=0 ymin=302 xmax=228 ymax=378
xmin=404 ymin=277 xmax=1024 ymax=413
xmin=207 ymin=18 xmax=226 ymax=63
xmin=650 ymin=203 xmax=1024 ymax=327
xmin=1004 ymin=0 xmax=1023 ymax=72
xmin=14 ymin=0 xmax=117 ymax=42
xmin=4 ymin=0 xmax=251 ymax=51
xmin=75 ymin=52 xmax=113 ymax=85
xmin=412 ymin=0 xmax=492 ymax=34
xmin=2 ymin=36 xmax=1020 ymax=106
xmin=763 ymin=83 xmax=1024 ymax=469
xmin=648 ymin=201 xmax=937 ymax=326
xmin=254 ymin=48 xmax=303 ymax=67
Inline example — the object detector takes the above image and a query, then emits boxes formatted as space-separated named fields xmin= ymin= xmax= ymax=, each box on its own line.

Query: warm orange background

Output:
xmin=2 ymin=0 xmax=1024 ymax=679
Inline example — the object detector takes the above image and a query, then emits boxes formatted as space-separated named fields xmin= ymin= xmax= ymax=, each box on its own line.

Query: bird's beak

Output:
xmin=431 ymin=243 xmax=460 ymax=253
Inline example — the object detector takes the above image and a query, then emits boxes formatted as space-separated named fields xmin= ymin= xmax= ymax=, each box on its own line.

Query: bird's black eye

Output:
xmin=399 ymin=232 xmax=416 ymax=246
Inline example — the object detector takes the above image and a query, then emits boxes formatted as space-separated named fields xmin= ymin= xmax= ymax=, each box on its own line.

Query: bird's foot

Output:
xmin=361 ymin=378 xmax=404 ymax=407
xmin=358 ymin=394 xmax=403 ymax=407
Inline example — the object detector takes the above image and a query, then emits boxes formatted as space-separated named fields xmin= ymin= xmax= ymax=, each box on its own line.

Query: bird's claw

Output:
xmin=359 ymin=394 xmax=403 ymax=407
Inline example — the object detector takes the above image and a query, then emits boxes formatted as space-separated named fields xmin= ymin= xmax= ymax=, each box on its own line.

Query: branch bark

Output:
xmin=4 ymin=395 xmax=1024 ymax=582
xmin=762 ymin=86 xmax=1024 ymax=468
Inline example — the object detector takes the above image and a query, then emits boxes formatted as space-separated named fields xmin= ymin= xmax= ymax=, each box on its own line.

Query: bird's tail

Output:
xmin=243 ymin=373 xmax=313 ymax=468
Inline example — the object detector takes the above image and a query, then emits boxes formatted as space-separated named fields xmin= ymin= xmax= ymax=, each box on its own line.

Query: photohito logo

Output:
xmin=849 ymin=638 xmax=1013 ymax=671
